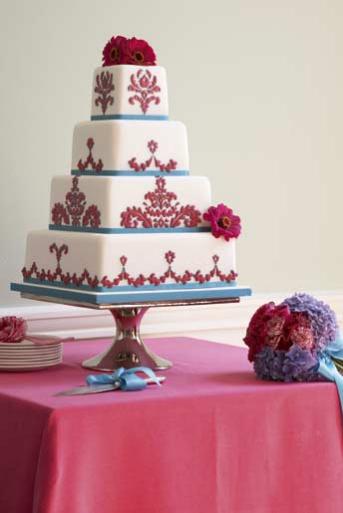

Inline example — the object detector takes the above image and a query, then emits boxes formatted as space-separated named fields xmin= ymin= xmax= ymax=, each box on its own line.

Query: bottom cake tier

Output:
xmin=11 ymin=230 xmax=251 ymax=304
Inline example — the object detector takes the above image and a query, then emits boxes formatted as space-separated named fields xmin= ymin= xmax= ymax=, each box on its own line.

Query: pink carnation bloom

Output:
xmin=125 ymin=37 xmax=157 ymax=66
xmin=102 ymin=35 xmax=128 ymax=66
xmin=203 ymin=204 xmax=241 ymax=241
xmin=283 ymin=312 xmax=314 ymax=350
xmin=244 ymin=303 xmax=291 ymax=361
xmin=0 ymin=316 xmax=27 ymax=343
xmin=264 ymin=315 xmax=287 ymax=349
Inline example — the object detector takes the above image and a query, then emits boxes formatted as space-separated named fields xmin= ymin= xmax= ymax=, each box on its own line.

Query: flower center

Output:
xmin=134 ymin=51 xmax=145 ymax=63
xmin=110 ymin=47 xmax=119 ymax=63
xmin=218 ymin=216 xmax=231 ymax=229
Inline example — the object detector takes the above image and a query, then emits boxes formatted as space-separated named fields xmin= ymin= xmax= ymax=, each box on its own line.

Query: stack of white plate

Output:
xmin=0 ymin=339 xmax=63 ymax=371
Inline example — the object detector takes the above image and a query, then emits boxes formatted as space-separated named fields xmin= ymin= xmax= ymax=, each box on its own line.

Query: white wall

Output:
xmin=1 ymin=0 xmax=343 ymax=307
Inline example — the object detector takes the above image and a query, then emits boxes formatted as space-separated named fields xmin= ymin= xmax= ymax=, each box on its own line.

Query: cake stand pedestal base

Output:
xmin=19 ymin=293 xmax=245 ymax=372
xmin=82 ymin=307 xmax=172 ymax=371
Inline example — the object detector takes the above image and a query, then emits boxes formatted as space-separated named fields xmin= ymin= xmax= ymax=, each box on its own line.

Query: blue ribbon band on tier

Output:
xmin=86 ymin=367 xmax=161 ymax=391
xmin=11 ymin=282 xmax=251 ymax=305
xmin=70 ymin=170 xmax=190 ymax=177
xmin=317 ymin=337 xmax=343 ymax=412
xmin=48 ymin=225 xmax=211 ymax=234
xmin=91 ymin=114 xmax=169 ymax=121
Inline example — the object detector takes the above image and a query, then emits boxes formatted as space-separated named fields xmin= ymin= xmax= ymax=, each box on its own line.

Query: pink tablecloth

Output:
xmin=0 ymin=337 xmax=342 ymax=513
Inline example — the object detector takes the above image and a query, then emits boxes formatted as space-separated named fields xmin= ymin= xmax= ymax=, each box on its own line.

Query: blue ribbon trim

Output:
xmin=317 ymin=337 xmax=343 ymax=413
xmin=11 ymin=282 xmax=252 ymax=305
xmin=91 ymin=114 xmax=169 ymax=121
xmin=70 ymin=170 xmax=189 ymax=177
xmin=48 ymin=224 xmax=211 ymax=234
xmin=86 ymin=367 xmax=161 ymax=391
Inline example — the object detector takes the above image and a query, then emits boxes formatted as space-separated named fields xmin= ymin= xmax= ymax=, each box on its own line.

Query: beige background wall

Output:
xmin=1 ymin=0 xmax=343 ymax=307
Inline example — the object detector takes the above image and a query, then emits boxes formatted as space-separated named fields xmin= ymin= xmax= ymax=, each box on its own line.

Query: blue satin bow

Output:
xmin=86 ymin=366 xmax=161 ymax=391
xmin=318 ymin=337 xmax=343 ymax=412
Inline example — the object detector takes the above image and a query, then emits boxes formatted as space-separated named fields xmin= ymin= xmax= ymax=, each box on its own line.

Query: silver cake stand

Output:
xmin=21 ymin=293 xmax=242 ymax=372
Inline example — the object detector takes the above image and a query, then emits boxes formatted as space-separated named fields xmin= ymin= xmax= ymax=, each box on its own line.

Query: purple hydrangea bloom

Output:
xmin=254 ymin=345 xmax=319 ymax=382
xmin=282 ymin=344 xmax=318 ymax=382
xmin=282 ymin=293 xmax=338 ymax=352
xmin=254 ymin=347 xmax=286 ymax=381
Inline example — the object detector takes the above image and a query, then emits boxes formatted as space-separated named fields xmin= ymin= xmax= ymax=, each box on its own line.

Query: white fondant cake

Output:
xmin=71 ymin=120 xmax=189 ymax=175
xmin=12 ymin=38 xmax=251 ymax=305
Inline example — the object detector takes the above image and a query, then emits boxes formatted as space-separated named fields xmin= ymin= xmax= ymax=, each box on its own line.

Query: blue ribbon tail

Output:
xmin=119 ymin=373 xmax=147 ymax=391
xmin=325 ymin=337 xmax=343 ymax=360
xmin=124 ymin=366 xmax=162 ymax=386
xmin=318 ymin=356 xmax=343 ymax=412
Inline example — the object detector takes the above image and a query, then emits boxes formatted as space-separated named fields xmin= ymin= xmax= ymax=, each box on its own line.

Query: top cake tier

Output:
xmin=91 ymin=65 xmax=168 ymax=120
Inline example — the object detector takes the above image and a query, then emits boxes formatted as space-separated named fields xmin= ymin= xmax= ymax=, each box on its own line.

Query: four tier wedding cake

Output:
xmin=12 ymin=36 xmax=251 ymax=305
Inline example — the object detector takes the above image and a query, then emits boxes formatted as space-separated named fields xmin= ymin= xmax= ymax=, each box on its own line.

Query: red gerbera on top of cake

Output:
xmin=102 ymin=35 xmax=127 ymax=66
xmin=102 ymin=36 xmax=157 ymax=66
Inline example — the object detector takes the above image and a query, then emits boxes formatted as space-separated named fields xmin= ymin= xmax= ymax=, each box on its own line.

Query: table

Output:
xmin=0 ymin=337 xmax=342 ymax=513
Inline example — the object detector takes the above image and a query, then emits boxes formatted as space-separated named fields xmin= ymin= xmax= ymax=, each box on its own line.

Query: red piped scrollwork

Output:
xmin=51 ymin=177 xmax=101 ymax=228
xmin=94 ymin=71 xmax=114 ymax=114
xmin=49 ymin=243 xmax=68 ymax=265
xmin=77 ymin=138 xmax=103 ymax=173
xmin=127 ymin=69 xmax=161 ymax=114
xmin=120 ymin=177 xmax=201 ymax=228
xmin=128 ymin=140 xmax=177 ymax=172
xmin=22 ymin=249 xmax=237 ymax=289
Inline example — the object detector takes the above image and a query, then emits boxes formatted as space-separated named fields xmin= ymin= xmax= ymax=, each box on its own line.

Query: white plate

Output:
xmin=0 ymin=347 xmax=61 ymax=354
xmin=0 ymin=354 xmax=62 ymax=363
xmin=0 ymin=360 xmax=62 ymax=371
xmin=0 ymin=342 xmax=61 ymax=349
xmin=0 ymin=357 xmax=62 ymax=367
xmin=0 ymin=346 xmax=62 ymax=354
xmin=0 ymin=354 xmax=62 ymax=364
xmin=0 ymin=351 xmax=62 ymax=361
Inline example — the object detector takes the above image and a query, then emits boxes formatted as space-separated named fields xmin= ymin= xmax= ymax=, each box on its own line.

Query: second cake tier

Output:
xmin=72 ymin=120 xmax=189 ymax=176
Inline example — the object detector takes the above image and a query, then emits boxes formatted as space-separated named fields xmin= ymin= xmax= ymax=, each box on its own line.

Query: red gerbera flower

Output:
xmin=125 ymin=37 xmax=157 ymax=66
xmin=203 ymin=204 xmax=241 ymax=241
xmin=102 ymin=35 xmax=128 ymax=66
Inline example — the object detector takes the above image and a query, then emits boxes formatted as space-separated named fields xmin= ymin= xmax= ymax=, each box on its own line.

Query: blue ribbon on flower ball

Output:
xmin=317 ymin=337 xmax=343 ymax=410
xmin=86 ymin=366 xmax=161 ymax=391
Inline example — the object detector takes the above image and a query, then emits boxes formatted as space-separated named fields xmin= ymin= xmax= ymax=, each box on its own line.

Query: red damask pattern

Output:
xmin=77 ymin=138 xmax=103 ymax=172
xmin=22 ymin=248 xmax=237 ymax=289
xmin=51 ymin=177 xmax=101 ymax=228
xmin=49 ymin=243 xmax=68 ymax=265
xmin=120 ymin=177 xmax=201 ymax=228
xmin=127 ymin=69 xmax=161 ymax=114
xmin=94 ymin=71 xmax=114 ymax=114
xmin=128 ymin=140 xmax=177 ymax=172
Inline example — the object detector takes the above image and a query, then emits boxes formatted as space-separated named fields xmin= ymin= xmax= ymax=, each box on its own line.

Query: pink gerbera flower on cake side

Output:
xmin=203 ymin=204 xmax=241 ymax=241
xmin=102 ymin=35 xmax=128 ymax=66
xmin=125 ymin=37 xmax=157 ymax=66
